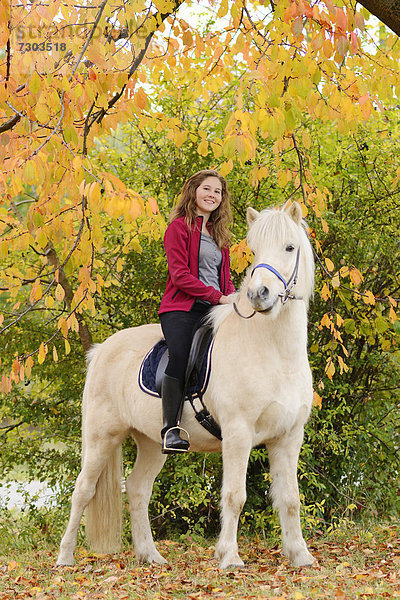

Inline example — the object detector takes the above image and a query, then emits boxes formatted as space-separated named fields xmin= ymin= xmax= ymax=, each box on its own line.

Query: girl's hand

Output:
xmin=219 ymin=294 xmax=234 ymax=305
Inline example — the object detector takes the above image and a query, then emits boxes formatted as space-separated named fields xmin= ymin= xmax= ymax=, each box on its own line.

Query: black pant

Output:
xmin=160 ymin=303 xmax=210 ymax=384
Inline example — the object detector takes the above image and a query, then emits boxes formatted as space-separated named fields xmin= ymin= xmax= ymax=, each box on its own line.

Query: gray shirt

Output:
xmin=198 ymin=233 xmax=222 ymax=292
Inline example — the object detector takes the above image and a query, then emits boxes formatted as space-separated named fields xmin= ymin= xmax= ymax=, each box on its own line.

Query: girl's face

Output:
xmin=195 ymin=176 xmax=223 ymax=219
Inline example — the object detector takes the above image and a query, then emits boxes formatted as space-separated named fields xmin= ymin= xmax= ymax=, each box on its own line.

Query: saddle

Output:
xmin=138 ymin=325 xmax=222 ymax=441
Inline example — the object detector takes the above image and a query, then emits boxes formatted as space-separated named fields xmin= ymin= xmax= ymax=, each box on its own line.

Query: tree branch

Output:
xmin=70 ymin=0 xmax=109 ymax=80
xmin=358 ymin=0 xmax=400 ymax=37
xmin=0 ymin=113 xmax=20 ymax=134
xmin=85 ymin=1 xmax=185 ymax=132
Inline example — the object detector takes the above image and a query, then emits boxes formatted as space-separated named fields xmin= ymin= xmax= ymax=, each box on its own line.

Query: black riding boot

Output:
xmin=161 ymin=375 xmax=190 ymax=454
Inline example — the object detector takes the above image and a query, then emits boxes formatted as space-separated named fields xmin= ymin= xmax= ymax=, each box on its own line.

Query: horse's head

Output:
xmin=244 ymin=202 xmax=314 ymax=317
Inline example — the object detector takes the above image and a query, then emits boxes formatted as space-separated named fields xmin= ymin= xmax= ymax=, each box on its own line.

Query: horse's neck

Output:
xmin=225 ymin=300 xmax=308 ymax=362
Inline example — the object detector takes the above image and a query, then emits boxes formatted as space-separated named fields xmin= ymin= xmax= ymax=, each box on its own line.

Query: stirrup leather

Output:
xmin=162 ymin=426 xmax=190 ymax=453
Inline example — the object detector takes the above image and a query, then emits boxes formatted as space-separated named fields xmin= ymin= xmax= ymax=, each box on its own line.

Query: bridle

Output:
xmin=233 ymin=247 xmax=302 ymax=320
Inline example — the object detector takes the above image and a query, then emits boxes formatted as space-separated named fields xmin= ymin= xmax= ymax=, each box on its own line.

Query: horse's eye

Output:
xmin=286 ymin=244 xmax=295 ymax=252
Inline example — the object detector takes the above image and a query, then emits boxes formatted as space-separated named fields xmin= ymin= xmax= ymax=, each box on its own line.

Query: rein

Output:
xmin=233 ymin=247 xmax=302 ymax=320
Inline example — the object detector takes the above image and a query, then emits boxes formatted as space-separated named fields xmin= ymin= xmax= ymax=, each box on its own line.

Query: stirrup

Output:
xmin=162 ymin=426 xmax=190 ymax=454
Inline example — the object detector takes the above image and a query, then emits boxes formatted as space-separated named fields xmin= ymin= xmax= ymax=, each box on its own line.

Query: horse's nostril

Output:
xmin=247 ymin=288 xmax=254 ymax=302
xmin=259 ymin=286 xmax=269 ymax=300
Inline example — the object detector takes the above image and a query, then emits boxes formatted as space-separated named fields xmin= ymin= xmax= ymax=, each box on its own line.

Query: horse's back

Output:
xmin=83 ymin=324 xmax=162 ymax=410
xmin=88 ymin=323 xmax=162 ymax=365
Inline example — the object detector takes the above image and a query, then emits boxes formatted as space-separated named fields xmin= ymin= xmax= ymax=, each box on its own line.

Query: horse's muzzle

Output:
xmin=247 ymin=286 xmax=277 ymax=313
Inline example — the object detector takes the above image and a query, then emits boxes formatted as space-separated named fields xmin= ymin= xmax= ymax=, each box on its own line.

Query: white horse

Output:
xmin=57 ymin=201 xmax=315 ymax=570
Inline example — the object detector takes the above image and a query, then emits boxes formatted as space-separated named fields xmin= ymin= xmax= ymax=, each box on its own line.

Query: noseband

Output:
xmin=233 ymin=248 xmax=302 ymax=320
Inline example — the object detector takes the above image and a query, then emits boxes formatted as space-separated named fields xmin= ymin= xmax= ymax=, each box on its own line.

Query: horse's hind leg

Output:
xmin=267 ymin=431 xmax=315 ymax=567
xmin=126 ymin=431 xmax=167 ymax=564
xmin=57 ymin=431 xmax=125 ymax=566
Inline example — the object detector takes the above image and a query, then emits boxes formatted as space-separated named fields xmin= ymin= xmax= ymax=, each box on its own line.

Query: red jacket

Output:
xmin=159 ymin=216 xmax=235 ymax=314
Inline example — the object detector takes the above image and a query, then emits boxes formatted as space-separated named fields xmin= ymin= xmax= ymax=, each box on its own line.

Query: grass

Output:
xmin=0 ymin=521 xmax=399 ymax=599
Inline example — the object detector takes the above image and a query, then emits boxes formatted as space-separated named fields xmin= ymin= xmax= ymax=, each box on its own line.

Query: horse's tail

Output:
xmin=82 ymin=344 xmax=123 ymax=554
xmin=85 ymin=446 xmax=123 ymax=553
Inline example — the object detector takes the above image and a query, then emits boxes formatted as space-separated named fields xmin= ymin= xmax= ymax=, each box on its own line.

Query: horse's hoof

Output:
xmin=151 ymin=555 xmax=168 ymax=566
xmin=137 ymin=551 xmax=168 ymax=565
xmin=219 ymin=557 xmax=245 ymax=570
xmin=221 ymin=563 xmax=245 ymax=571
xmin=290 ymin=550 xmax=315 ymax=568
xmin=56 ymin=557 xmax=75 ymax=567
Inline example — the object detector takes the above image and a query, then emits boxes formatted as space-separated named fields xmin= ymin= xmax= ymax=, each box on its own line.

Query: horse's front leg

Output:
xmin=127 ymin=431 xmax=167 ymax=565
xmin=267 ymin=430 xmax=314 ymax=567
xmin=215 ymin=425 xmax=252 ymax=570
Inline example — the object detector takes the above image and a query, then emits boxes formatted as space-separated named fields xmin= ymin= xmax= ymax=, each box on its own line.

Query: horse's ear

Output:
xmin=284 ymin=201 xmax=302 ymax=225
xmin=247 ymin=207 xmax=259 ymax=225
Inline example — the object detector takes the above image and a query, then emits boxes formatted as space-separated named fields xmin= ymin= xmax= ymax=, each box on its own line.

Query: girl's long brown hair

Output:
xmin=169 ymin=169 xmax=233 ymax=249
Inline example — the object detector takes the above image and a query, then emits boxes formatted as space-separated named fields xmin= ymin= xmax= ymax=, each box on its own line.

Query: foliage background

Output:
xmin=0 ymin=0 xmax=399 ymax=551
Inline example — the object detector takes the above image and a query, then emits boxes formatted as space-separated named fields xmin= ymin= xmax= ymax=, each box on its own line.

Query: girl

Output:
xmin=159 ymin=169 xmax=235 ymax=453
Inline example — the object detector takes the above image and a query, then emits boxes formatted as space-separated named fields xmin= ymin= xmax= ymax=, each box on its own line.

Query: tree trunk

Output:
xmin=45 ymin=245 xmax=93 ymax=353
xmin=358 ymin=0 xmax=400 ymax=37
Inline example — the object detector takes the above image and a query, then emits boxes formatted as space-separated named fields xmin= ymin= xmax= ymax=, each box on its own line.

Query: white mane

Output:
xmin=207 ymin=301 xmax=235 ymax=333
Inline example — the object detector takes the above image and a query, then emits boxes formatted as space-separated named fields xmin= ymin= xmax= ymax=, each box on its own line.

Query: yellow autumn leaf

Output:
xmin=0 ymin=241 xmax=8 ymax=258
xmin=326 ymin=360 xmax=335 ymax=380
xmin=323 ymin=39 xmax=334 ymax=58
xmin=24 ymin=161 xmax=36 ymax=183
xmin=38 ymin=342 xmax=46 ymax=365
xmin=88 ymin=182 xmax=101 ymax=206
xmin=350 ymin=267 xmax=363 ymax=286
xmin=197 ymin=140 xmax=209 ymax=157
xmin=29 ymin=71 xmax=42 ymax=95
xmin=55 ymin=284 xmax=65 ymax=302
xmin=277 ymin=170 xmax=288 ymax=187
xmin=12 ymin=359 xmax=20 ymax=377
xmin=134 ymin=88 xmax=147 ymax=111
xmin=147 ymin=197 xmax=159 ymax=214
xmin=331 ymin=273 xmax=340 ymax=288
xmin=174 ymin=130 xmax=188 ymax=148
xmin=219 ymin=159 xmax=233 ymax=177
xmin=129 ymin=197 xmax=143 ymax=220
xmin=58 ymin=317 xmax=68 ymax=338
xmin=325 ymin=257 xmax=335 ymax=272
xmin=67 ymin=313 xmax=79 ymax=333
xmin=313 ymin=391 xmax=322 ymax=409
xmin=321 ymin=218 xmax=329 ymax=233
xmin=182 ymin=29 xmax=193 ymax=47
xmin=321 ymin=282 xmax=331 ymax=300
xmin=302 ymin=131 xmax=311 ymax=149
xmin=336 ymin=314 xmax=344 ymax=327
xmin=34 ymin=102 xmax=50 ymax=123
xmin=72 ymin=156 xmax=82 ymax=172
xmin=29 ymin=280 xmax=42 ymax=303
xmin=45 ymin=295 xmax=55 ymax=309
xmin=338 ymin=356 xmax=349 ymax=374
xmin=321 ymin=313 xmax=333 ymax=330
xmin=256 ymin=166 xmax=268 ymax=180
xmin=362 ymin=290 xmax=375 ymax=305
xmin=25 ymin=357 xmax=34 ymax=378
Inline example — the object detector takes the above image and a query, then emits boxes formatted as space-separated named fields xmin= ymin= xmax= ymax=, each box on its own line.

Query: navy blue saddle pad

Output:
xmin=138 ymin=337 xmax=214 ymax=399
